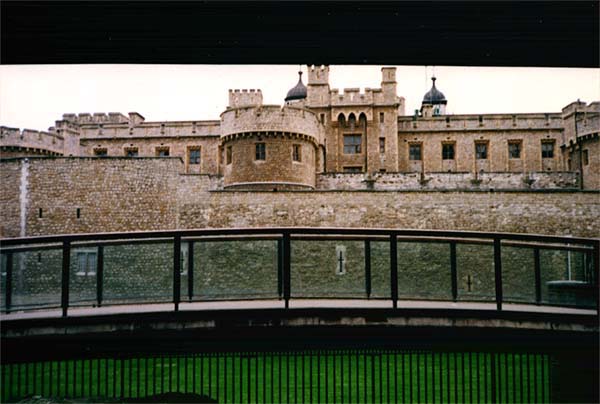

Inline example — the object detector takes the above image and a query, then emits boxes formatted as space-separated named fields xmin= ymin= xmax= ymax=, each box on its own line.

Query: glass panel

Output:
xmin=291 ymin=240 xmax=366 ymax=298
xmin=69 ymin=247 xmax=98 ymax=306
xmin=541 ymin=249 xmax=595 ymax=308
xmin=0 ymin=253 xmax=6 ymax=310
xmin=501 ymin=246 xmax=535 ymax=304
xmin=103 ymin=242 xmax=173 ymax=305
xmin=9 ymin=248 xmax=62 ymax=310
xmin=370 ymin=241 xmax=390 ymax=298
xmin=397 ymin=242 xmax=452 ymax=300
xmin=456 ymin=243 xmax=495 ymax=302
xmin=194 ymin=240 xmax=278 ymax=300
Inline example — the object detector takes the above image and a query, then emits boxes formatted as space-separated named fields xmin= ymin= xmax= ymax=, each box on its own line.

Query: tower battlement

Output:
xmin=0 ymin=126 xmax=64 ymax=156
xmin=228 ymin=89 xmax=263 ymax=109
xmin=61 ymin=112 xmax=129 ymax=125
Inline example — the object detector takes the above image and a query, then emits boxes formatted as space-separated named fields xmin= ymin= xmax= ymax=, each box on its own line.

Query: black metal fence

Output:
xmin=1 ymin=228 xmax=598 ymax=316
xmin=2 ymin=349 xmax=552 ymax=403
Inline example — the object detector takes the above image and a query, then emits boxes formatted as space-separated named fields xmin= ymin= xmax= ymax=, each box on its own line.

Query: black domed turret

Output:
xmin=285 ymin=71 xmax=307 ymax=102
xmin=422 ymin=77 xmax=447 ymax=105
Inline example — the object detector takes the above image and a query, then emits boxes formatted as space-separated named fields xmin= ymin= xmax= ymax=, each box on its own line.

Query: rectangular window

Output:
xmin=255 ymin=143 xmax=266 ymax=160
xmin=343 ymin=135 xmax=362 ymax=154
xmin=320 ymin=113 xmax=325 ymax=124
xmin=583 ymin=149 xmax=589 ymax=166
xmin=93 ymin=148 xmax=107 ymax=157
xmin=188 ymin=148 xmax=201 ymax=164
xmin=442 ymin=143 xmax=455 ymax=160
xmin=475 ymin=142 xmax=488 ymax=159
xmin=226 ymin=146 xmax=232 ymax=164
xmin=292 ymin=144 xmax=301 ymax=162
xmin=541 ymin=141 xmax=555 ymax=158
xmin=379 ymin=112 xmax=385 ymax=123
xmin=76 ymin=251 xmax=97 ymax=276
xmin=508 ymin=141 xmax=522 ymax=159
xmin=124 ymin=147 xmax=138 ymax=157
xmin=379 ymin=137 xmax=386 ymax=154
xmin=156 ymin=147 xmax=170 ymax=157
xmin=409 ymin=144 xmax=422 ymax=161
xmin=343 ymin=166 xmax=363 ymax=173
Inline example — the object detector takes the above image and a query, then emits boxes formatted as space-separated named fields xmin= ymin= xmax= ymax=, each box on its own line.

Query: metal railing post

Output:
xmin=364 ymin=240 xmax=372 ymax=299
xmin=61 ymin=240 xmax=70 ymax=317
xmin=390 ymin=233 xmax=398 ymax=309
xmin=277 ymin=238 xmax=283 ymax=299
xmin=493 ymin=238 xmax=503 ymax=311
xmin=96 ymin=246 xmax=104 ymax=307
xmin=188 ymin=241 xmax=194 ymax=301
xmin=282 ymin=231 xmax=291 ymax=309
xmin=450 ymin=242 xmax=458 ymax=302
xmin=5 ymin=252 xmax=12 ymax=313
xmin=534 ymin=247 xmax=541 ymax=305
xmin=594 ymin=240 xmax=599 ymax=315
xmin=174 ymin=235 xmax=181 ymax=312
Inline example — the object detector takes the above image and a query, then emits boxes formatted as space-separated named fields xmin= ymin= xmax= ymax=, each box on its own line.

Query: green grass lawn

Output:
xmin=2 ymin=351 xmax=550 ymax=403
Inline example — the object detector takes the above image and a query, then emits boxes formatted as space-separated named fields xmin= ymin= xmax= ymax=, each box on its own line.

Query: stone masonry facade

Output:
xmin=1 ymin=65 xmax=598 ymax=191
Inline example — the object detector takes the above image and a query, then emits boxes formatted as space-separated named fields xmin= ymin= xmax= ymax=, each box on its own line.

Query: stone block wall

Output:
xmin=316 ymin=172 xmax=579 ymax=191
xmin=1 ymin=158 xmax=599 ymax=239
xmin=0 ymin=158 xmax=180 ymax=238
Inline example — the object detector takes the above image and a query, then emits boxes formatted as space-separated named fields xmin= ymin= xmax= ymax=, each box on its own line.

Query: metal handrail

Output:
xmin=1 ymin=227 xmax=598 ymax=317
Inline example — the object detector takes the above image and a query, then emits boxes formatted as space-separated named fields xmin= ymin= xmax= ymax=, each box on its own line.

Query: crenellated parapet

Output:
xmin=399 ymin=113 xmax=564 ymax=132
xmin=0 ymin=126 xmax=64 ymax=156
xmin=61 ymin=112 xmax=130 ymax=125
xmin=220 ymin=105 xmax=324 ymax=146
xmin=228 ymin=89 xmax=263 ymax=109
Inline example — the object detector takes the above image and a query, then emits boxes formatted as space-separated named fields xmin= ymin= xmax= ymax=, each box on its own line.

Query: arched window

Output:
xmin=348 ymin=113 xmax=356 ymax=131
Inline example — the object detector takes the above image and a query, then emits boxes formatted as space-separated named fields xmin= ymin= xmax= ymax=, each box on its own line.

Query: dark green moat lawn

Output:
xmin=3 ymin=350 xmax=549 ymax=403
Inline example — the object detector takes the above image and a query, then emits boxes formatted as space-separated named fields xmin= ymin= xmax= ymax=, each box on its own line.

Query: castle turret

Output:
xmin=381 ymin=67 xmax=398 ymax=105
xmin=220 ymin=100 xmax=324 ymax=190
xmin=285 ymin=71 xmax=307 ymax=107
xmin=306 ymin=65 xmax=330 ymax=108
xmin=421 ymin=77 xmax=447 ymax=117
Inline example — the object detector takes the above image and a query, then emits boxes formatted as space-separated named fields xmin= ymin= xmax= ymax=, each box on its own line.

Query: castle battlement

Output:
xmin=228 ymin=89 xmax=263 ymax=109
xmin=399 ymin=113 xmax=564 ymax=131
xmin=220 ymin=105 xmax=323 ymax=143
xmin=330 ymin=88 xmax=375 ymax=106
xmin=61 ymin=112 xmax=129 ymax=125
xmin=0 ymin=126 xmax=64 ymax=156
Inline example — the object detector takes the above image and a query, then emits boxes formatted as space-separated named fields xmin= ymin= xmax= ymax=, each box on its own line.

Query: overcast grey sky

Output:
xmin=1 ymin=65 xmax=599 ymax=131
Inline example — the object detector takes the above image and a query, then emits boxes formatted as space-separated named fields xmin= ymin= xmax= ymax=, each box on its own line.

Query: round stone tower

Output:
xmin=220 ymin=91 xmax=324 ymax=190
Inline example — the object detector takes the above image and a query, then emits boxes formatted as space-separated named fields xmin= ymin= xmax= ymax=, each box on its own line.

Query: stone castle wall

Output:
xmin=316 ymin=171 xmax=579 ymax=191
xmin=1 ymin=158 xmax=598 ymax=238
xmin=0 ymin=158 xmax=180 ymax=238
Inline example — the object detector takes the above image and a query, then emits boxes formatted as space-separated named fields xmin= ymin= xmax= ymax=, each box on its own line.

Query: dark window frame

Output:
xmin=292 ymin=144 xmax=302 ymax=162
xmin=255 ymin=143 xmax=266 ymax=161
xmin=541 ymin=141 xmax=555 ymax=159
xmin=124 ymin=147 xmax=139 ymax=157
xmin=442 ymin=143 xmax=455 ymax=160
xmin=409 ymin=143 xmax=422 ymax=161
xmin=188 ymin=148 xmax=201 ymax=164
xmin=508 ymin=141 xmax=522 ymax=159
xmin=475 ymin=142 xmax=488 ymax=160
xmin=343 ymin=134 xmax=362 ymax=154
